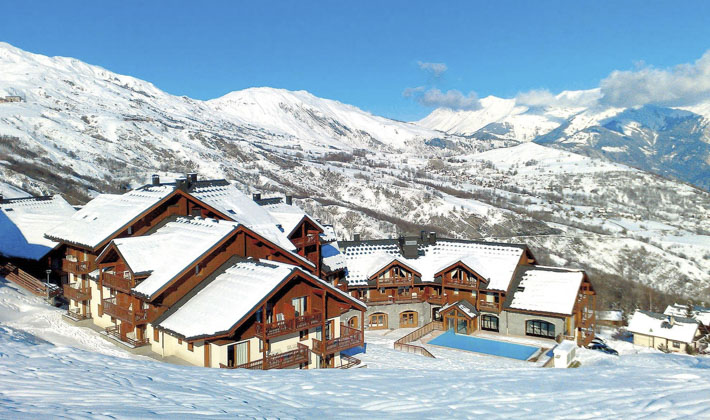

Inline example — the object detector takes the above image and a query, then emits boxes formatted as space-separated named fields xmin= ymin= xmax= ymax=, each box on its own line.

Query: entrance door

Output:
xmin=447 ymin=317 xmax=455 ymax=331
xmin=228 ymin=341 xmax=249 ymax=367
xmin=457 ymin=319 xmax=468 ymax=334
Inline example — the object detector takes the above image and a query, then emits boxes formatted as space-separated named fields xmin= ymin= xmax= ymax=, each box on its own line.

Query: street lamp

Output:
xmin=45 ymin=269 xmax=52 ymax=303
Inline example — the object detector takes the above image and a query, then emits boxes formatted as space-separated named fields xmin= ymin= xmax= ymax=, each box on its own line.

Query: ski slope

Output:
xmin=1 ymin=279 xmax=710 ymax=419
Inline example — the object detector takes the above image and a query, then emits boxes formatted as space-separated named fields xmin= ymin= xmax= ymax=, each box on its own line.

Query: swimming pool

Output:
xmin=428 ymin=330 xmax=539 ymax=360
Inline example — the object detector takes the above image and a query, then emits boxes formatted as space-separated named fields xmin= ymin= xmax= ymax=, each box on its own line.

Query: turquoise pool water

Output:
xmin=428 ymin=330 xmax=539 ymax=360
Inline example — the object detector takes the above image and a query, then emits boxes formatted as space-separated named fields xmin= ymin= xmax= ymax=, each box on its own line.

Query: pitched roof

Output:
xmin=321 ymin=241 xmax=346 ymax=273
xmin=627 ymin=309 xmax=699 ymax=343
xmin=0 ymin=195 xmax=76 ymax=260
xmin=664 ymin=304 xmax=710 ymax=326
xmin=188 ymin=182 xmax=296 ymax=252
xmin=340 ymin=239 xmax=525 ymax=290
xmin=107 ymin=217 xmax=238 ymax=299
xmin=505 ymin=266 xmax=584 ymax=316
xmin=157 ymin=259 xmax=365 ymax=340
xmin=440 ymin=299 xmax=479 ymax=319
xmin=45 ymin=185 xmax=174 ymax=249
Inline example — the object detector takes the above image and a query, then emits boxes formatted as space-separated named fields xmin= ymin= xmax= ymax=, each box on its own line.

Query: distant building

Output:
xmin=664 ymin=304 xmax=710 ymax=327
xmin=0 ymin=96 xmax=23 ymax=103
xmin=627 ymin=309 xmax=702 ymax=353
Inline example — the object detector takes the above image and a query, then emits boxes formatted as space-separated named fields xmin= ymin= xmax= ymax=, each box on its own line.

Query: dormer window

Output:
xmin=127 ymin=226 xmax=133 ymax=235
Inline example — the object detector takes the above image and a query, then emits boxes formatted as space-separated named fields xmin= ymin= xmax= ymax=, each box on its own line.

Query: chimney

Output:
xmin=429 ymin=232 xmax=437 ymax=245
xmin=187 ymin=173 xmax=198 ymax=183
xmin=252 ymin=193 xmax=261 ymax=202
xmin=151 ymin=174 xmax=160 ymax=186
xmin=0 ymin=194 xmax=4 ymax=202
xmin=285 ymin=195 xmax=293 ymax=205
xmin=400 ymin=236 xmax=419 ymax=259
xmin=175 ymin=177 xmax=187 ymax=191
xmin=353 ymin=233 xmax=361 ymax=242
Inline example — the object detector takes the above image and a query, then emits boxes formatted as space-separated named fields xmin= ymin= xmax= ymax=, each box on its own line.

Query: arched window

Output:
xmin=348 ymin=316 xmax=359 ymax=329
xmin=399 ymin=311 xmax=418 ymax=328
xmin=526 ymin=320 xmax=555 ymax=339
xmin=481 ymin=315 xmax=499 ymax=332
xmin=369 ymin=312 xmax=388 ymax=329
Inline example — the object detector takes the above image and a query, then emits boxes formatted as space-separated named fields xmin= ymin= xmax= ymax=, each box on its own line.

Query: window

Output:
xmin=348 ymin=316 xmax=359 ymax=329
xmin=369 ymin=313 xmax=387 ymax=329
xmin=178 ymin=338 xmax=183 ymax=345
xmin=400 ymin=311 xmax=418 ymax=328
xmin=526 ymin=320 xmax=555 ymax=339
xmin=188 ymin=342 xmax=194 ymax=352
xmin=481 ymin=315 xmax=499 ymax=332
xmin=292 ymin=296 xmax=307 ymax=317
xmin=673 ymin=341 xmax=681 ymax=348
xmin=300 ymin=329 xmax=309 ymax=341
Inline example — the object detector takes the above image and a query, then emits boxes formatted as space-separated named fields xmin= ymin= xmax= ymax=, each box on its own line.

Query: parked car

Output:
xmin=591 ymin=337 xmax=606 ymax=345
xmin=587 ymin=342 xmax=619 ymax=356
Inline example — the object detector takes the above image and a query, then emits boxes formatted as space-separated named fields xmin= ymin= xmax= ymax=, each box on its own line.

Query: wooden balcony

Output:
xmin=102 ymin=297 xmax=148 ymax=325
xmin=102 ymin=271 xmax=133 ymax=293
xmin=478 ymin=300 xmax=501 ymax=312
xmin=63 ymin=284 xmax=91 ymax=302
xmin=291 ymin=235 xmax=319 ymax=248
xmin=445 ymin=277 xmax=477 ymax=287
xmin=221 ymin=343 xmax=310 ymax=370
xmin=105 ymin=325 xmax=149 ymax=348
xmin=377 ymin=276 xmax=412 ymax=286
xmin=312 ymin=324 xmax=363 ymax=355
xmin=64 ymin=308 xmax=91 ymax=322
xmin=62 ymin=259 xmax=96 ymax=275
xmin=255 ymin=311 xmax=323 ymax=339
xmin=339 ymin=354 xmax=361 ymax=369
xmin=426 ymin=295 xmax=447 ymax=305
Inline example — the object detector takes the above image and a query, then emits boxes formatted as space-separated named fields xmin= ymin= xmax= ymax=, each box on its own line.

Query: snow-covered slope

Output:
xmin=2 ymin=281 xmax=710 ymax=418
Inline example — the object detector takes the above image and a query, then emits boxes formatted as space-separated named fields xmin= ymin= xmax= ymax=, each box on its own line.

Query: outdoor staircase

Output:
xmin=0 ymin=263 xmax=60 ymax=298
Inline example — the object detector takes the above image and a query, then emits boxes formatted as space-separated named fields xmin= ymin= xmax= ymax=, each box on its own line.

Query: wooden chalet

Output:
xmin=338 ymin=232 xmax=596 ymax=346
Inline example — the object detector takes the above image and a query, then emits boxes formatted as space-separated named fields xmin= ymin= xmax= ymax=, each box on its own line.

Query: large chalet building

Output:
xmin=45 ymin=175 xmax=364 ymax=369
xmin=331 ymin=233 xmax=596 ymax=346
xmin=33 ymin=172 xmax=597 ymax=369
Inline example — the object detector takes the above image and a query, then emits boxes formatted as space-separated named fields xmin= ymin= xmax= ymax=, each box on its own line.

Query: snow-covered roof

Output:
xmin=45 ymin=185 xmax=174 ymax=249
xmin=189 ymin=183 xmax=296 ymax=252
xmin=627 ymin=310 xmax=699 ymax=343
xmin=0 ymin=196 xmax=76 ymax=260
xmin=109 ymin=217 xmax=238 ymax=299
xmin=260 ymin=201 xmax=323 ymax=237
xmin=664 ymin=304 xmax=710 ymax=326
xmin=321 ymin=241 xmax=346 ymax=273
xmin=597 ymin=310 xmax=623 ymax=322
xmin=506 ymin=266 xmax=584 ymax=315
xmin=158 ymin=259 xmax=365 ymax=340
xmin=440 ymin=300 xmax=479 ymax=319
xmin=341 ymin=239 xmax=525 ymax=290
xmin=0 ymin=182 xmax=30 ymax=199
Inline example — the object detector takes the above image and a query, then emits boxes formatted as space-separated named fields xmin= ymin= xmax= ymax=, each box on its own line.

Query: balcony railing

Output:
xmin=221 ymin=343 xmax=310 ymax=370
xmin=105 ymin=325 xmax=149 ymax=348
xmin=291 ymin=235 xmax=319 ymax=248
xmin=102 ymin=271 xmax=133 ymax=293
xmin=377 ymin=276 xmax=412 ymax=286
xmin=445 ymin=277 xmax=477 ymax=287
xmin=312 ymin=324 xmax=363 ymax=355
xmin=63 ymin=284 xmax=91 ymax=302
xmin=255 ymin=311 xmax=323 ymax=339
xmin=426 ymin=295 xmax=447 ymax=305
xmin=478 ymin=300 xmax=501 ymax=312
xmin=64 ymin=308 xmax=91 ymax=321
xmin=62 ymin=259 xmax=96 ymax=275
xmin=339 ymin=354 xmax=361 ymax=369
xmin=102 ymin=297 xmax=148 ymax=325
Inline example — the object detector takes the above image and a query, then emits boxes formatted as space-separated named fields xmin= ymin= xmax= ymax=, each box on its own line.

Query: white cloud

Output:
xmin=515 ymin=88 xmax=602 ymax=108
xmin=599 ymin=51 xmax=710 ymax=107
xmin=417 ymin=61 xmax=448 ymax=77
xmin=403 ymin=87 xmax=481 ymax=110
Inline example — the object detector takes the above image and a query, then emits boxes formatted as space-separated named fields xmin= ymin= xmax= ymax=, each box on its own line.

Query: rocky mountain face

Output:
xmin=0 ymin=43 xmax=709 ymax=311
xmin=418 ymin=95 xmax=710 ymax=191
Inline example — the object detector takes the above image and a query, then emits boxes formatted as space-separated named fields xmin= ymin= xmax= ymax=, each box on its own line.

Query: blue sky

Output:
xmin=2 ymin=1 xmax=710 ymax=120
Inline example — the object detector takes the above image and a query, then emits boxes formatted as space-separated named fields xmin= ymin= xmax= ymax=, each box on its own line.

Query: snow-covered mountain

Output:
xmin=0 ymin=42 xmax=708 ymax=306
xmin=418 ymin=91 xmax=710 ymax=190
